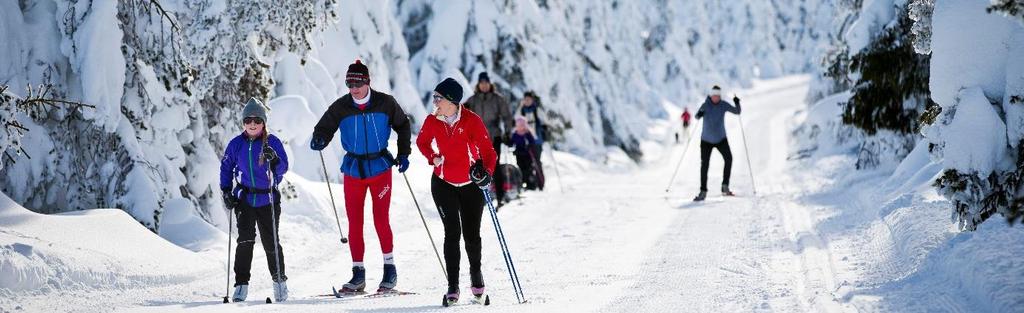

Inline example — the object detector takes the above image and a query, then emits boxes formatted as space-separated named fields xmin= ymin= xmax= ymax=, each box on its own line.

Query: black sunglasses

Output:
xmin=432 ymin=94 xmax=446 ymax=103
xmin=243 ymin=117 xmax=264 ymax=125
xmin=346 ymin=81 xmax=366 ymax=89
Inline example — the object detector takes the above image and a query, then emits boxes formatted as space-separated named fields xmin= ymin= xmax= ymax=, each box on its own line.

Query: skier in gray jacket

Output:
xmin=694 ymin=85 xmax=741 ymax=201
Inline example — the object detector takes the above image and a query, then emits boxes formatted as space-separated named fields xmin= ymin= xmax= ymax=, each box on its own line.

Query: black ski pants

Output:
xmin=431 ymin=175 xmax=485 ymax=289
xmin=700 ymin=139 xmax=733 ymax=191
xmin=234 ymin=193 xmax=286 ymax=285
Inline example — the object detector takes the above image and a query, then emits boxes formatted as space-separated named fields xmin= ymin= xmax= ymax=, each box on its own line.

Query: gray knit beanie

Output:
xmin=241 ymin=98 xmax=268 ymax=123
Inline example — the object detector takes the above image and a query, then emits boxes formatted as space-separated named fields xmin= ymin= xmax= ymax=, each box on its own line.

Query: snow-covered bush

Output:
xmin=810 ymin=1 xmax=931 ymax=169
xmin=921 ymin=0 xmax=1024 ymax=230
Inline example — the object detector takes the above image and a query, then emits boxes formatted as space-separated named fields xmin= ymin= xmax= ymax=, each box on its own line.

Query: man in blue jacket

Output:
xmin=694 ymin=85 xmax=741 ymax=201
xmin=310 ymin=60 xmax=412 ymax=293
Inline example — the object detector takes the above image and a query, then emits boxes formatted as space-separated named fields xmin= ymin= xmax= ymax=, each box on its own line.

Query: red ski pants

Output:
xmin=343 ymin=171 xmax=394 ymax=262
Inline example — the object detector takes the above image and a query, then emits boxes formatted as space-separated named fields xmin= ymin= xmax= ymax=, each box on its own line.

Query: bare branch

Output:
xmin=20 ymin=98 xmax=96 ymax=109
xmin=5 ymin=121 xmax=29 ymax=132
xmin=147 ymin=0 xmax=180 ymax=31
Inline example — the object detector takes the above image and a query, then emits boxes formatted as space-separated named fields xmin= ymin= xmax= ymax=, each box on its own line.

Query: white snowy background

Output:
xmin=1 ymin=0 xmax=1022 ymax=312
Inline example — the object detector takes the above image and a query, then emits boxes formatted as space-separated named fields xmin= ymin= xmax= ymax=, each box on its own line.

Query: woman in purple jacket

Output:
xmin=219 ymin=98 xmax=290 ymax=302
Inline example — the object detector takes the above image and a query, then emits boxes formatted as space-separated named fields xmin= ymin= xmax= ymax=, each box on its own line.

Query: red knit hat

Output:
xmin=346 ymin=60 xmax=370 ymax=86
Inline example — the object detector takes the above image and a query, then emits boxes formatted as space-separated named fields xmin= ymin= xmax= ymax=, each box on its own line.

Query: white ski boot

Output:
xmin=273 ymin=280 xmax=288 ymax=302
xmin=232 ymin=284 xmax=248 ymax=302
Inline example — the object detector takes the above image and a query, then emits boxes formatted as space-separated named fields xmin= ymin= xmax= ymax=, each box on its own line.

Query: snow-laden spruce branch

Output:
xmin=1 ymin=84 xmax=93 ymax=170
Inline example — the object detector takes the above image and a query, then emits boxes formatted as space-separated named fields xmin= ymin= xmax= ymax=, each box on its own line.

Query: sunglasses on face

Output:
xmin=243 ymin=117 xmax=264 ymax=125
xmin=346 ymin=81 xmax=366 ymax=89
xmin=432 ymin=94 xmax=445 ymax=103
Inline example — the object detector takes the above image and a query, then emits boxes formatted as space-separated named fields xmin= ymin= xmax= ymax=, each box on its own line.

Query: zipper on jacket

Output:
xmin=247 ymin=139 xmax=258 ymax=206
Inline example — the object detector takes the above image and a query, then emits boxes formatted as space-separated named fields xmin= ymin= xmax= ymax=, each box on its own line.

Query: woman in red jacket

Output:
xmin=416 ymin=78 xmax=497 ymax=303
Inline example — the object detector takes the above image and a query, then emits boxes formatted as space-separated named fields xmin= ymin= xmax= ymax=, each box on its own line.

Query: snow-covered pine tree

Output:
xmin=0 ymin=0 xmax=336 ymax=232
xmin=919 ymin=0 xmax=1024 ymax=230
xmin=839 ymin=3 xmax=932 ymax=169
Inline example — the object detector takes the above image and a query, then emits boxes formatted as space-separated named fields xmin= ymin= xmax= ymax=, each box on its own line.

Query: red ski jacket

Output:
xmin=417 ymin=107 xmax=497 ymax=185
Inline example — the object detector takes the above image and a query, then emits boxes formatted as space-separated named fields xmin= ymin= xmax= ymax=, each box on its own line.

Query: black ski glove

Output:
xmin=222 ymin=187 xmax=238 ymax=211
xmin=470 ymin=161 xmax=492 ymax=187
xmin=262 ymin=144 xmax=279 ymax=167
xmin=733 ymin=96 xmax=741 ymax=105
xmin=695 ymin=111 xmax=704 ymax=119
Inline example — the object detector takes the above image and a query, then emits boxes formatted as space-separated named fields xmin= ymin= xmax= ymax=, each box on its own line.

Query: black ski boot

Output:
xmin=721 ymin=184 xmax=735 ymax=196
xmin=693 ymin=190 xmax=707 ymax=201
xmin=378 ymin=264 xmax=397 ymax=292
xmin=442 ymin=285 xmax=460 ymax=307
xmin=340 ymin=266 xmax=366 ymax=293
xmin=471 ymin=269 xmax=486 ymax=294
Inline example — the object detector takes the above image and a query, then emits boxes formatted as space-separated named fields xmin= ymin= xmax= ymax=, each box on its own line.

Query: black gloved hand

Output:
xmin=310 ymin=134 xmax=329 ymax=151
xmin=470 ymin=161 xmax=492 ymax=187
xmin=733 ymin=96 xmax=741 ymax=105
xmin=695 ymin=111 xmax=704 ymax=119
xmin=262 ymin=144 xmax=279 ymax=166
xmin=222 ymin=187 xmax=238 ymax=211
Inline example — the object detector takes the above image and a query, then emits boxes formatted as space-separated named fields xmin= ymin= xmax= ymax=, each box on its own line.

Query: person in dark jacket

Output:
xmin=310 ymin=60 xmax=412 ymax=293
xmin=515 ymin=91 xmax=546 ymax=189
xmin=507 ymin=115 xmax=541 ymax=190
xmin=416 ymin=78 xmax=497 ymax=303
xmin=220 ymin=98 xmax=290 ymax=302
xmin=693 ymin=85 xmax=741 ymax=201
xmin=464 ymin=72 xmax=513 ymax=204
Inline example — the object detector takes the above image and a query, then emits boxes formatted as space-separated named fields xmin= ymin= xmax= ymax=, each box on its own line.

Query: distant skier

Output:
xmin=464 ymin=72 xmax=513 ymax=204
xmin=678 ymin=108 xmax=692 ymax=143
xmin=506 ymin=115 xmax=541 ymax=190
xmin=693 ymin=85 xmax=741 ymax=201
xmin=416 ymin=78 xmax=497 ymax=304
xmin=310 ymin=59 xmax=412 ymax=293
xmin=220 ymin=98 xmax=290 ymax=302
xmin=515 ymin=91 xmax=546 ymax=190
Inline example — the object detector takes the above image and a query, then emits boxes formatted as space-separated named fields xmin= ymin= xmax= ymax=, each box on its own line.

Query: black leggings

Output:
xmin=234 ymin=195 xmax=286 ymax=285
xmin=700 ymin=139 xmax=733 ymax=191
xmin=431 ymin=175 xmax=485 ymax=289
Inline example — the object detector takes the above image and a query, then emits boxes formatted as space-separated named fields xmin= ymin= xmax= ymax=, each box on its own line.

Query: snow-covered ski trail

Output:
xmin=5 ymin=75 xmax=866 ymax=313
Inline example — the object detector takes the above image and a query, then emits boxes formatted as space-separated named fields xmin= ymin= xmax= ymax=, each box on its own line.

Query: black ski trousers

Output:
xmin=700 ymin=139 xmax=733 ymax=191
xmin=431 ymin=175 xmax=485 ymax=289
xmin=234 ymin=194 xmax=286 ymax=286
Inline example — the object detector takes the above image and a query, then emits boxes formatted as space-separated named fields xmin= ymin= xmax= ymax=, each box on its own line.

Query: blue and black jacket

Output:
xmin=313 ymin=89 xmax=411 ymax=179
xmin=220 ymin=133 xmax=289 ymax=208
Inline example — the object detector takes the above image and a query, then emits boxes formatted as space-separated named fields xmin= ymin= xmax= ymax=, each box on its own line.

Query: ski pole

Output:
xmin=738 ymin=115 xmax=757 ymax=195
xmin=665 ymin=118 xmax=702 ymax=192
xmin=319 ymin=151 xmax=349 ymax=244
xmin=223 ymin=209 xmax=233 ymax=303
xmin=401 ymin=172 xmax=447 ymax=280
xmin=546 ymin=143 xmax=564 ymax=193
xmin=481 ymin=187 xmax=526 ymax=303
xmin=266 ymin=168 xmax=285 ymax=287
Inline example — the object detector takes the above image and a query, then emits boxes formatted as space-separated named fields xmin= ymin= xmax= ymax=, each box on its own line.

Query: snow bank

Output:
xmin=0 ymin=192 xmax=214 ymax=293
